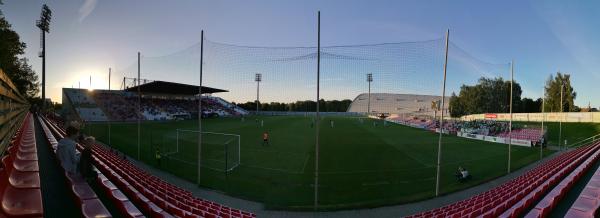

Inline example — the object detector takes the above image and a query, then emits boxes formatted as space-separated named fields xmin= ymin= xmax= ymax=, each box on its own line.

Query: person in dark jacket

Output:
xmin=79 ymin=136 xmax=97 ymax=182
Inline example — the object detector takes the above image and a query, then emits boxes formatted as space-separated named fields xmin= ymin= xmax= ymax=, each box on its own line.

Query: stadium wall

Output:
xmin=456 ymin=132 xmax=532 ymax=147
xmin=0 ymin=69 xmax=29 ymax=153
xmin=461 ymin=112 xmax=600 ymax=123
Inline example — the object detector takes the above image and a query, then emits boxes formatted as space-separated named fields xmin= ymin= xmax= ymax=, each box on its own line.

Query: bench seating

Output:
xmin=37 ymin=115 xmax=113 ymax=218
xmin=43 ymin=115 xmax=256 ymax=218
xmin=408 ymin=142 xmax=600 ymax=218
xmin=0 ymin=113 xmax=44 ymax=217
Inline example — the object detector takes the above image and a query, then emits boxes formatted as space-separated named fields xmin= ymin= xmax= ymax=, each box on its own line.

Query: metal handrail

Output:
xmin=569 ymin=133 xmax=600 ymax=148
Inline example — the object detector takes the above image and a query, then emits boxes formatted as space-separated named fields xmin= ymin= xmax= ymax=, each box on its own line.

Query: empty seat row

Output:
xmin=43 ymin=115 xmax=256 ymax=218
xmin=563 ymin=155 xmax=600 ymax=218
xmin=408 ymin=141 xmax=600 ymax=218
xmin=37 ymin=115 xmax=114 ymax=218
xmin=40 ymin=116 xmax=170 ymax=217
xmin=524 ymin=145 xmax=600 ymax=217
xmin=92 ymin=142 xmax=254 ymax=218
xmin=40 ymin=115 xmax=147 ymax=218
xmin=0 ymin=113 xmax=44 ymax=217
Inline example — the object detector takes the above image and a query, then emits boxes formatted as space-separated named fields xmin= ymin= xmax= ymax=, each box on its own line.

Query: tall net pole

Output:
xmin=198 ymin=30 xmax=204 ymax=185
xmin=137 ymin=52 xmax=141 ymax=159
xmin=435 ymin=29 xmax=449 ymax=197
xmin=508 ymin=60 xmax=514 ymax=174
xmin=367 ymin=73 xmax=372 ymax=115
xmin=540 ymin=85 xmax=545 ymax=160
xmin=559 ymin=83 xmax=564 ymax=150
xmin=314 ymin=10 xmax=320 ymax=210
xmin=108 ymin=68 xmax=111 ymax=147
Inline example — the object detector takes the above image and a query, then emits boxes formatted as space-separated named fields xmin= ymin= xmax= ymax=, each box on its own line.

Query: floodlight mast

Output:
xmin=37 ymin=4 xmax=52 ymax=109
xmin=367 ymin=73 xmax=373 ymax=115
xmin=255 ymin=73 xmax=262 ymax=113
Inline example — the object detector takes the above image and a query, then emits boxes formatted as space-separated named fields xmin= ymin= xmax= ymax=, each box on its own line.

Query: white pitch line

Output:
xmin=301 ymin=153 xmax=310 ymax=173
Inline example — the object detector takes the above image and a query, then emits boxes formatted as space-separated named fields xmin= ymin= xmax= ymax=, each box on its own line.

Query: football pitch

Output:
xmin=84 ymin=116 xmax=561 ymax=210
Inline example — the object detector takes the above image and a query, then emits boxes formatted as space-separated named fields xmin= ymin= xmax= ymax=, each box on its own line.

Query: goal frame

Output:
xmin=174 ymin=129 xmax=241 ymax=172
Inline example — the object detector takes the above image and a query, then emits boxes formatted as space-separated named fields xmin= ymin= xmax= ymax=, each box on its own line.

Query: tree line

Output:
xmin=235 ymin=99 xmax=353 ymax=112
xmin=0 ymin=1 xmax=42 ymax=100
xmin=449 ymin=73 xmax=579 ymax=117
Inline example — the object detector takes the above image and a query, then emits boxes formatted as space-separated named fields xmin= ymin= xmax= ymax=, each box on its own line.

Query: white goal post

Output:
xmin=172 ymin=129 xmax=241 ymax=172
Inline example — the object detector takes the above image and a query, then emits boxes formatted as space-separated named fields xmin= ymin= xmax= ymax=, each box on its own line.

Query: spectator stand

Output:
xmin=64 ymin=80 xmax=247 ymax=122
xmin=42 ymin=115 xmax=256 ymax=218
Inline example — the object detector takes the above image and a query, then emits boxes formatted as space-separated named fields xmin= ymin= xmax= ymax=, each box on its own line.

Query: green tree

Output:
xmin=448 ymin=77 xmax=522 ymax=117
xmin=237 ymin=99 xmax=352 ymax=112
xmin=543 ymin=72 xmax=576 ymax=112
xmin=520 ymin=97 xmax=542 ymax=113
xmin=0 ymin=3 xmax=40 ymax=99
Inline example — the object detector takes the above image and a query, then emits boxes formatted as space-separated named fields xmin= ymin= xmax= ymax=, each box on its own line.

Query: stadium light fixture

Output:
xmin=255 ymin=73 xmax=262 ymax=113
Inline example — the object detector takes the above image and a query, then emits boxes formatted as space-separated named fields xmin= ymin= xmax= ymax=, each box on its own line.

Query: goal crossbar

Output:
xmin=172 ymin=129 xmax=241 ymax=172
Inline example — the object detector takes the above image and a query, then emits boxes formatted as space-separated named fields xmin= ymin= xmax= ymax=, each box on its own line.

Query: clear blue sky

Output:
xmin=2 ymin=0 xmax=599 ymax=107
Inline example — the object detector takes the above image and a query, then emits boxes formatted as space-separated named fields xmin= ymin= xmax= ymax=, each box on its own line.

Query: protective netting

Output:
xmin=73 ymin=34 xmax=547 ymax=210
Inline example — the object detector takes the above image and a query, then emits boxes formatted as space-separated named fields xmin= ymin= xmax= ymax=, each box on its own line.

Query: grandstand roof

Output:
xmin=124 ymin=80 xmax=227 ymax=95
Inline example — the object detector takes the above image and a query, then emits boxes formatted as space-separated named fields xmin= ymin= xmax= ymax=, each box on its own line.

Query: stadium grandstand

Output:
xmin=347 ymin=93 xmax=449 ymax=116
xmin=0 ymin=66 xmax=257 ymax=216
xmin=62 ymin=80 xmax=248 ymax=122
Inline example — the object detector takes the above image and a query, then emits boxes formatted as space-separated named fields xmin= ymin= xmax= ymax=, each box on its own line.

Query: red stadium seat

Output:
xmin=1 ymin=184 xmax=43 ymax=216
xmin=8 ymin=170 xmax=40 ymax=188
xmin=15 ymin=152 xmax=37 ymax=161
xmin=72 ymin=184 xmax=98 ymax=202
xmin=411 ymin=141 xmax=600 ymax=218
xmin=11 ymin=159 xmax=39 ymax=172
xmin=82 ymin=199 xmax=112 ymax=218
xmin=0 ymin=114 xmax=45 ymax=217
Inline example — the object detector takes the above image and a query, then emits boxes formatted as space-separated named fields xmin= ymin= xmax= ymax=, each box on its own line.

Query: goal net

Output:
xmin=167 ymin=129 xmax=241 ymax=172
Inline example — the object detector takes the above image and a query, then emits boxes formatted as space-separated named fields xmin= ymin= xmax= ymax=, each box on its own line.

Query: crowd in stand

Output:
xmin=89 ymin=91 xmax=245 ymax=121
xmin=388 ymin=116 xmax=545 ymax=144
xmin=454 ymin=120 xmax=510 ymax=136
xmin=92 ymin=92 xmax=139 ymax=121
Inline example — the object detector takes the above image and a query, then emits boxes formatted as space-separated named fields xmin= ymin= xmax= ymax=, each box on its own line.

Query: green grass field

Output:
xmin=82 ymin=116 xmax=580 ymax=210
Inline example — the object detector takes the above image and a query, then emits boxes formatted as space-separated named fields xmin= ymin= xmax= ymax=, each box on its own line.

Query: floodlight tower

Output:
xmin=36 ymin=4 xmax=52 ymax=109
xmin=255 ymin=73 xmax=262 ymax=113
xmin=367 ymin=73 xmax=373 ymax=115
